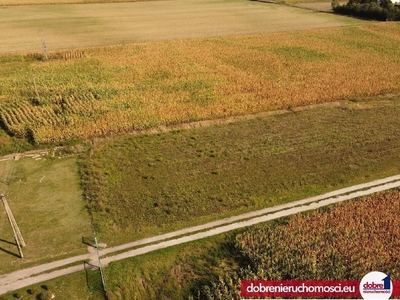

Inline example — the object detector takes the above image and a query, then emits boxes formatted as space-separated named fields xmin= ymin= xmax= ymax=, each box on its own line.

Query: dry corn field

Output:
xmin=194 ymin=189 xmax=400 ymax=299
xmin=236 ymin=189 xmax=400 ymax=280
xmin=1 ymin=23 xmax=400 ymax=144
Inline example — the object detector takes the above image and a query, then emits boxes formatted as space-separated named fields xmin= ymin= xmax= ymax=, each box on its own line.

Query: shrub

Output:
xmin=334 ymin=0 xmax=400 ymax=20
xmin=36 ymin=291 xmax=55 ymax=300
xmin=27 ymin=288 xmax=37 ymax=295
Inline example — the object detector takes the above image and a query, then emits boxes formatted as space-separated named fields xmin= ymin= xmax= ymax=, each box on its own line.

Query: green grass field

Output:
xmin=81 ymin=96 xmax=400 ymax=245
xmin=0 ymin=154 xmax=93 ymax=274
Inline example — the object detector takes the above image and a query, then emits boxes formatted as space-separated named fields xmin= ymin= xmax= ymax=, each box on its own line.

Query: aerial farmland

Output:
xmin=0 ymin=0 xmax=399 ymax=299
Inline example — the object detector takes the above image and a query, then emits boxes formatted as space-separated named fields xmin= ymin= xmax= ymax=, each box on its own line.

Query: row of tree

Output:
xmin=332 ymin=0 xmax=400 ymax=20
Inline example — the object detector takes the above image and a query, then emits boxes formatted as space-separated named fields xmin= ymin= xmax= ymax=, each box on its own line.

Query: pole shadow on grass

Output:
xmin=0 ymin=245 xmax=19 ymax=258
xmin=0 ymin=237 xmax=16 ymax=246
xmin=82 ymin=236 xmax=96 ymax=247
xmin=0 ymin=238 xmax=20 ymax=258
xmin=84 ymin=262 xmax=103 ymax=292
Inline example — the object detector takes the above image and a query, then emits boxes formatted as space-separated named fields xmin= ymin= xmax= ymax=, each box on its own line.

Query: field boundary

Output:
xmin=1 ymin=174 xmax=400 ymax=295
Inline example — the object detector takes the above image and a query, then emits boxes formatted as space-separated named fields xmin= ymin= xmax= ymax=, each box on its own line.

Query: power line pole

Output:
xmin=94 ymin=232 xmax=108 ymax=299
xmin=39 ymin=29 xmax=48 ymax=60
xmin=0 ymin=194 xmax=25 ymax=258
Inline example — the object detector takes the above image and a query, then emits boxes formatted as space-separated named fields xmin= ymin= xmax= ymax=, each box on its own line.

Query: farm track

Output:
xmin=1 ymin=174 xmax=400 ymax=295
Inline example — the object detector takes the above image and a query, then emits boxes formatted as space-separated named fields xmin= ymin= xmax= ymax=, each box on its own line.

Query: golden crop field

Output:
xmin=1 ymin=23 xmax=400 ymax=144
xmin=0 ymin=0 xmax=339 ymax=8
xmin=237 ymin=189 xmax=400 ymax=280
xmin=193 ymin=189 xmax=400 ymax=299
xmin=2 ymin=0 xmax=152 ymax=5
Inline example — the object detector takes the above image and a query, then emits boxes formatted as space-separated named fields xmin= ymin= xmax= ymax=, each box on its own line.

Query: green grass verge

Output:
xmin=0 ymin=233 xmax=236 ymax=300
xmin=0 ymin=271 xmax=104 ymax=300
xmin=81 ymin=96 xmax=400 ymax=245
xmin=0 ymin=155 xmax=93 ymax=274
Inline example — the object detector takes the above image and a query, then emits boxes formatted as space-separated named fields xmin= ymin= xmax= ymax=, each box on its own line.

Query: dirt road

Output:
xmin=1 ymin=174 xmax=400 ymax=295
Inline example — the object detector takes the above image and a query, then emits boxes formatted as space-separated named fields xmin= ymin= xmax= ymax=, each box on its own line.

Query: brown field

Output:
xmin=2 ymin=0 xmax=156 ymax=5
xmin=0 ymin=0 xmax=361 ymax=54
xmin=0 ymin=0 xmax=339 ymax=8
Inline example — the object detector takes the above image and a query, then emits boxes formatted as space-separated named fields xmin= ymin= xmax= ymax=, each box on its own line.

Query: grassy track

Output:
xmin=81 ymin=96 xmax=400 ymax=245
xmin=0 ymin=155 xmax=93 ymax=274
xmin=3 ymin=189 xmax=399 ymax=299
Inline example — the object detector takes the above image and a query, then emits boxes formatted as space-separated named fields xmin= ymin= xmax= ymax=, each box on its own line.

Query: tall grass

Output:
xmin=80 ymin=97 xmax=400 ymax=245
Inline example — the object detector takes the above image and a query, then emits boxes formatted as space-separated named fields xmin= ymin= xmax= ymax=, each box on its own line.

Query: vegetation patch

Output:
xmin=1 ymin=23 xmax=399 ymax=144
xmin=0 ymin=155 xmax=92 ymax=274
xmin=81 ymin=97 xmax=400 ymax=245
xmin=271 ymin=46 xmax=333 ymax=61
xmin=8 ymin=189 xmax=399 ymax=300
xmin=333 ymin=0 xmax=400 ymax=21
xmin=193 ymin=189 xmax=400 ymax=299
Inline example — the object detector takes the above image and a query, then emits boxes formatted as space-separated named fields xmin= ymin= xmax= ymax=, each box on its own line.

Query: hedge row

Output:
xmin=333 ymin=2 xmax=400 ymax=20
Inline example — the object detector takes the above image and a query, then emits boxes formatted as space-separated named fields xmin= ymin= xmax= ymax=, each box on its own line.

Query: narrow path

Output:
xmin=1 ymin=174 xmax=400 ymax=295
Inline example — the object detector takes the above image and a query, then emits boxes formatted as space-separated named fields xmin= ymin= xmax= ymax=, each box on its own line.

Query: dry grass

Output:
xmin=1 ymin=22 xmax=399 ymax=144
xmin=0 ymin=0 xmax=360 ymax=54
xmin=2 ymin=0 xmax=155 ymax=5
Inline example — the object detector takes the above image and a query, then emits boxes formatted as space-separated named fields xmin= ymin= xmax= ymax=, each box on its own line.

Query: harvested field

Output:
xmin=0 ymin=0 xmax=361 ymax=54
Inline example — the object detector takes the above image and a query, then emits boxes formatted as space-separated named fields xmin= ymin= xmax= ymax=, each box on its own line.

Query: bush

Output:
xmin=36 ymin=291 xmax=54 ymax=300
xmin=333 ymin=0 xmax=400 ymax=20
xmin=27 ymin=288 xmax=38 ymax=295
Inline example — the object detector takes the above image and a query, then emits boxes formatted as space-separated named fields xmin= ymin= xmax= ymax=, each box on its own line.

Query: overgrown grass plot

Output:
xmin=0 ymin=155 xmax=92 ymax=274
xmin=81 ymin=98 xmax=400 ymax=245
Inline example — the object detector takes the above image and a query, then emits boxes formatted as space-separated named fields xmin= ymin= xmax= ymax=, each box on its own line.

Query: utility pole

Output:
xmin=0 ymin=194 xmax=25 ymax=258
xmin=94 ymin=232 xmax=108 ymax=299
xmin=39 ymin=29 xmax=48 ymax=60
